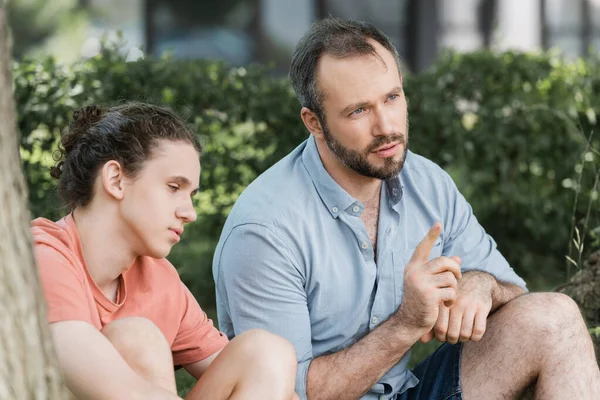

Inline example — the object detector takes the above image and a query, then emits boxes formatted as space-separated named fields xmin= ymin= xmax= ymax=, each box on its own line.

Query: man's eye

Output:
xmin=388 ymin=94 xmax=398 ymax=101
xmin=352 ymin=108 xmax=365 ymax=116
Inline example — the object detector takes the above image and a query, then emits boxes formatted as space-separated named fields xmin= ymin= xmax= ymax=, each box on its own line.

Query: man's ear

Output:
xmin=101 ymin=160 xmax=126 ymax=200
xmin=300 ymin=107 xmax=326 ymax=141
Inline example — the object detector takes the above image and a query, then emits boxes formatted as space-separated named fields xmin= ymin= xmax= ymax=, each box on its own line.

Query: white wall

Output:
xmin=439 ymin=0 xmax=483 ymax=51
xmin=262 ymin=0 xmax=315 ymax=49
xmin=494 ymin=0 xmax=541 ymax=51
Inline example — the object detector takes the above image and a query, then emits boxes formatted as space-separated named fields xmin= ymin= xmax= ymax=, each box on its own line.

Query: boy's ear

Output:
xmin=101 ymin=160 xmax=125 ymax=200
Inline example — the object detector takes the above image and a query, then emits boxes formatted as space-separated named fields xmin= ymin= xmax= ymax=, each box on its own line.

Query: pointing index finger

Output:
xmin=410 ymin=223 xmax=441 ymax=264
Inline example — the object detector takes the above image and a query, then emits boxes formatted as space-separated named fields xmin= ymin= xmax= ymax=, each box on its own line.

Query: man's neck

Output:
xmin=316 ymin=141 xmax=383 ymax=205
xmin=72 ymin=205 xmax=136 ymax=292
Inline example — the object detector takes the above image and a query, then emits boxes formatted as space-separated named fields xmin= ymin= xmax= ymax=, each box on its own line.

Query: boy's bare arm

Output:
xmin=51 ymin=320 xmax=181 ymax=400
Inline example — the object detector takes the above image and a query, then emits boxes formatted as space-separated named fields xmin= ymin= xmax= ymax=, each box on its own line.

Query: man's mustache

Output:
xmin=366 ymin=134 xmax=406 ymax=153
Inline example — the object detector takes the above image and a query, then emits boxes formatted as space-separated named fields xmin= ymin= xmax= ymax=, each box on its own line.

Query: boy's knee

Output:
xmin=234 ymin=329 xmax=297 ymax=372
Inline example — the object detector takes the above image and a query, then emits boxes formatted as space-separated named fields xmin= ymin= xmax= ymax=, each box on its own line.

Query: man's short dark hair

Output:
xmin=289 ymin=17 xmax=401 ymax=120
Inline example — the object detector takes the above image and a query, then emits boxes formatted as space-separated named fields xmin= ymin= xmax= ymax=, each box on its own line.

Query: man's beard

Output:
xmin=321 ymin=119 xmax=409 ymax=180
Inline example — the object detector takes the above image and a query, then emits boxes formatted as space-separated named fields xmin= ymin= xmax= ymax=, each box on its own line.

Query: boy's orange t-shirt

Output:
xmin=31 ymin=215 xmax=228 ymax=366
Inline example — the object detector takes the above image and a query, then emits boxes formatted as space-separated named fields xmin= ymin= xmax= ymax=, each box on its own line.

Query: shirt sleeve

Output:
xmin=34 ymin=244 xmax=94 ymax=324
xmin=171 ymin=282 xmax=229 ymax=366
xmin=215 ymin=223 xmax=313 ymax=398
xmin=441 ymin=171 xmax=528 ymax=290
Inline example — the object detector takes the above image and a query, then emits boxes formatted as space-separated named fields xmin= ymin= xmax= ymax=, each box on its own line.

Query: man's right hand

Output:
xmin=394 ymin=223 xmax=462 ymax=340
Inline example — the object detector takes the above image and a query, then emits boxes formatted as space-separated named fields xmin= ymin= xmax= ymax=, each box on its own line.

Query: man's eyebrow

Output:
xmin=387 ymin=86 xmax=403 ymax=95
xmin=340 ymin=100 xmax=371 ymax=116
xmin=339 ymin=86 xmax=404 ymax=116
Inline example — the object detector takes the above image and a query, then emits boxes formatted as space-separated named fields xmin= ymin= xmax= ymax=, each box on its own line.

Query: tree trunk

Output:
xmin=0 ymin=3 xmax=69 ymax=399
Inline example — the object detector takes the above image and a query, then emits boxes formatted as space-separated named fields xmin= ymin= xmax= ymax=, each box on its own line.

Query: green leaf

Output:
xmin=565 ymin=256 xmax=579 ymax=269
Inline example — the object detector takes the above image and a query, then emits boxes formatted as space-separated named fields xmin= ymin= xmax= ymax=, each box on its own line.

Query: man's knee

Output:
xmin=503 ymin=292 xmax=585 ymax=338
xmin=101 ymin=317 xmax=173 ymax=373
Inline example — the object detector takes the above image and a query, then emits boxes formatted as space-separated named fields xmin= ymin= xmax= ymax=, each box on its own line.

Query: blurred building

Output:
xmin=82 ymin=0 xmax=600 ymax=72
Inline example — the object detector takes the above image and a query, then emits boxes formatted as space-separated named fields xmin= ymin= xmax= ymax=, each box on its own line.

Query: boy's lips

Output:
xmin=169 ymin=228 xmax=183 ymax=242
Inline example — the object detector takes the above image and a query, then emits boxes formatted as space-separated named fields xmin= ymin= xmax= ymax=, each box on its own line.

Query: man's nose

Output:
xmin=373 ymin=108 xmax=396 ymax=136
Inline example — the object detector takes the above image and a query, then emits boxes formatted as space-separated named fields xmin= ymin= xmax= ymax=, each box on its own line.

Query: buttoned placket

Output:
xmin=369 ymin=180 xmax=404 ymax=331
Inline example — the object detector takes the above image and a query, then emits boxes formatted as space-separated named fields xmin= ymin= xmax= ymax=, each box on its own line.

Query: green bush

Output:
xmin=407 ymin=50 xmax=600 ymax=289
xmin=15 ymin=46 xmax=600 ymax=310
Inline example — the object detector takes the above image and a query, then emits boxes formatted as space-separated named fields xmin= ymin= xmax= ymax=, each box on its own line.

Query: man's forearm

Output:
xmin=465 ymin=271 xmax=525 ymax=313
xmin=490 ymin=277 xmax=526 ymax=313
xmin=305 ymin=314 xmax=416 ymax=400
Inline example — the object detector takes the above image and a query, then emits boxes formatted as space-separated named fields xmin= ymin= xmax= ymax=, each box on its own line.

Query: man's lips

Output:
xmin=372 ymin=142 xmax=401 ymax=157
xmin=373 ymin=142 xmax=398 ymax=152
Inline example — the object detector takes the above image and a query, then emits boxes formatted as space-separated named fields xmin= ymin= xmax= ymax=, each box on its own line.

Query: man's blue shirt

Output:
xmin=213 ymin=136 xmax=526 ymax=399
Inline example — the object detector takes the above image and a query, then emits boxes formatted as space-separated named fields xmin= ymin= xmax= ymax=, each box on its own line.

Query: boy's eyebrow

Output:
xmin=169 ymin=175 xmax=200 ymax=192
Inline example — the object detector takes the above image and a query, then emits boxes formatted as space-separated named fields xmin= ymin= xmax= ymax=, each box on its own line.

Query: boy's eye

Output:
xmin=168 ymin=185 xmax=179 ymax=192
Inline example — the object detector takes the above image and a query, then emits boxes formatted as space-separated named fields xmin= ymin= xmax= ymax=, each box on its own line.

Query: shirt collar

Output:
xmin=301 ymin=135 xmax=405 ymax=218
xmin=385 ymin=173 xmax=403 ymax=205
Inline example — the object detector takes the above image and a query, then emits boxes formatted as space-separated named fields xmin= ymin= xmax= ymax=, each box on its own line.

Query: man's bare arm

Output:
xmin=455 ymin=270 xmax=525 ymax=313
xmin=306 ymin=313 xmax=415 ymax=399
xmin=488 ymin=273 xmax=526 ymax=313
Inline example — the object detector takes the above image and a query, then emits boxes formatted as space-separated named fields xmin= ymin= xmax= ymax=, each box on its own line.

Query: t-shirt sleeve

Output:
xmin=34 ymin=243 xmax=94 ymax=324
xmin=171 ymin=283 xmax=229 ymax=366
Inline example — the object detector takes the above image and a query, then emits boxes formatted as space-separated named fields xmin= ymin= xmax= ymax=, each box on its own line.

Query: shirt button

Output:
xmin=361 ymin=242 xmax=368 ymax=249
xmin=352 ymin=205 xmax=360 ymax=213
xmin=332 ymin=206 xmax=338 ymax=213
xmin=371 ymin=316 xmax=379 ymax=324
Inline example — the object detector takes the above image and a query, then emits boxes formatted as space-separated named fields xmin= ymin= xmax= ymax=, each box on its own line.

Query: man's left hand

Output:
xmin=419 ymin=271 xmax=494 ymax=344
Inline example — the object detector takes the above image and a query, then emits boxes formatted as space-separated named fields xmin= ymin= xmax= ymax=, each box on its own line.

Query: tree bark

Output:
xmin=0 ymin=3 xmax=69 ymax=399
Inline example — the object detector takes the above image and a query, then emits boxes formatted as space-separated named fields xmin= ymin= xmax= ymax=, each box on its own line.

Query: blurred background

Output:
xmin=7 ymin=1 xmax=600 ymax=393
xmin=9 ymin=0 xmax=600 ymax=69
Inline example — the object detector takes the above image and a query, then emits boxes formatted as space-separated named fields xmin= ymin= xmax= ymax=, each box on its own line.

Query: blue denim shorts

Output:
xmin=397 ymin=343 xmax=463 ymax=400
